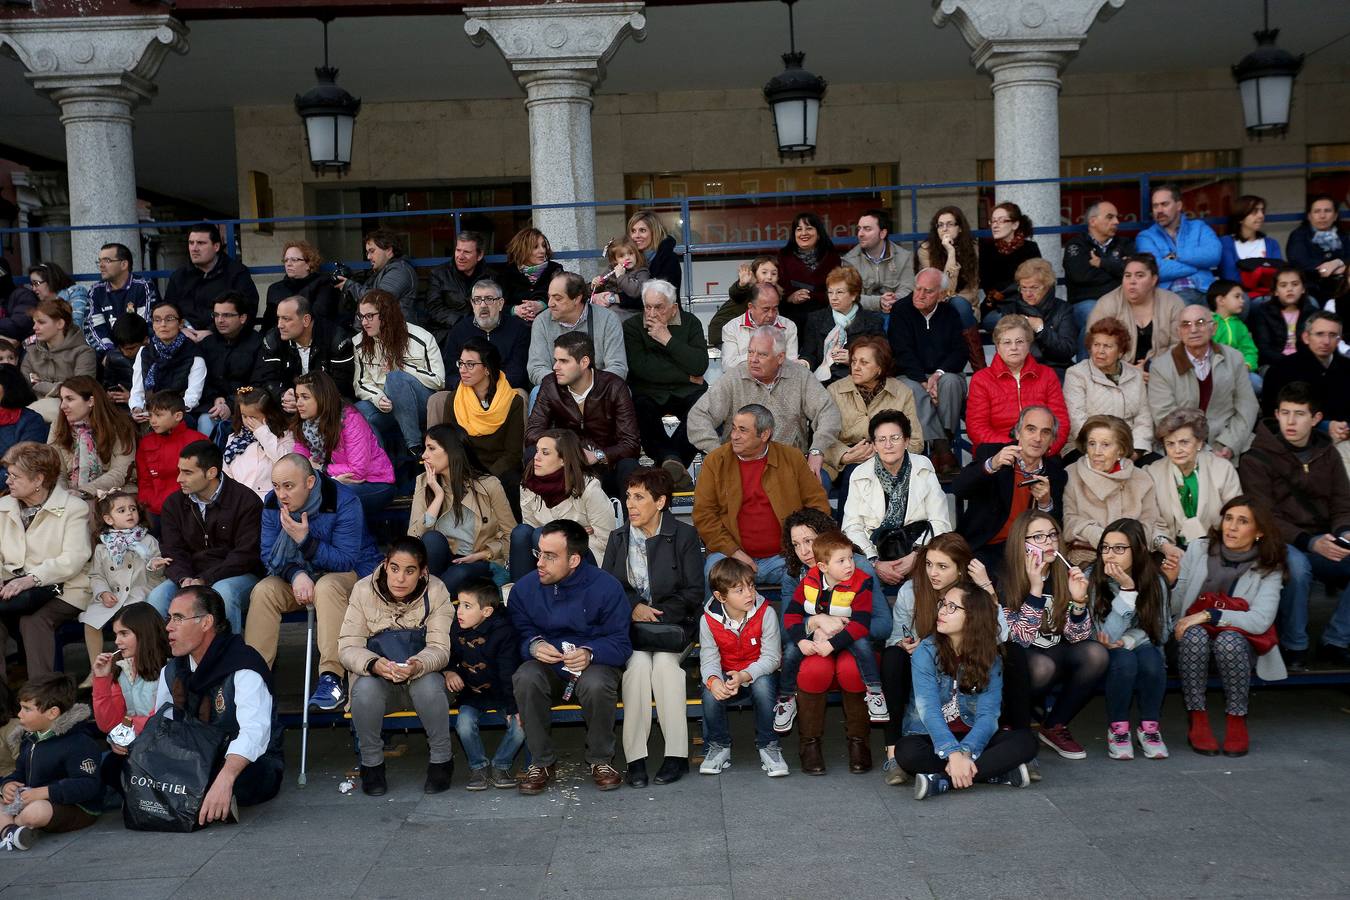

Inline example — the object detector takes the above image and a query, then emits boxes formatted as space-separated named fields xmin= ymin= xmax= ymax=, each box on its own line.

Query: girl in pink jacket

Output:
xmin=292 ymin=371 xmax=395 ymax=513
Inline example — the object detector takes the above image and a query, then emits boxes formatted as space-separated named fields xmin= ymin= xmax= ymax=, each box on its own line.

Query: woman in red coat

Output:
xmin=776 ymin=211 xmax=841 ymax=332
xmin=966 ymin=314 xmax=1070 ymax=456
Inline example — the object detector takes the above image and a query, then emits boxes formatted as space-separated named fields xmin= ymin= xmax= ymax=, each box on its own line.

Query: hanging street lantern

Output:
xmin=1232 ymin=1 xmax=1303 ymax=137
xmin=763 ymin=0 xmax=827 ymax=157
xmin=295 ymin=18 xmax=362 ymax=174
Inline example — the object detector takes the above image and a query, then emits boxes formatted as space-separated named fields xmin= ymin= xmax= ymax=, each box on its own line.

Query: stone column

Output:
xmin=933 ymin=0 xmax=1125 ymax=269
xmin=0 ymin=16 xmax=188 ymax=273
xmin=464 ymin=3 xmax=646 ymax=270
xmin=13 ymin=171 xmax=73 ymax=274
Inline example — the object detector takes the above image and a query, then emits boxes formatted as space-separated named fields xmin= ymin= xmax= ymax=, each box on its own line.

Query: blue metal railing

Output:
xmin=2 ymin=161 xmax=1347 ymax=289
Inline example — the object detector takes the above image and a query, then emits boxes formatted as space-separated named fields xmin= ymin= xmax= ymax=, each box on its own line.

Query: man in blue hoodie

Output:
xmin=510 ymin=519 xmax=632 ymax=795
xmin=1135 ymin=184 xmax=1222 ymax=304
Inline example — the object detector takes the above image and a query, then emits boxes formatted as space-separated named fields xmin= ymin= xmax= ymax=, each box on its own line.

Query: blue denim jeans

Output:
xmin=422 ymin=530 xmax=493 ymax=596
xmin=148 ymin=573 xmax=259 ymax=635
xmin=1103 ymin=644 xmax=1166 ymax=722
xmin=948 ymin=296 xmax=977 ymax=330
xmin=342 ymin=480 xmax=397 ymax=516
xmin=1281 ymin=544 xmax=1350 ymax=650
xmin=779 ymin=554 xmax=892 ymax=642
xmin=701 ymin=672 xmax=779 ymax=750
xmin=780 ymin=637 xmax=882 ymax=697
xmin=356 ymin=370 xmax=435 ymax=452
xmin=1071 ymin=299 xmax=1096 ymax=362
xmin=454 ymin=703 xmax=526 ymax=771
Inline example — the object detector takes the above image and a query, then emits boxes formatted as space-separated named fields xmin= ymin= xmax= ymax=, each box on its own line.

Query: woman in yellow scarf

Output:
xmin=439 ymin=338 xmax=525 ymax=517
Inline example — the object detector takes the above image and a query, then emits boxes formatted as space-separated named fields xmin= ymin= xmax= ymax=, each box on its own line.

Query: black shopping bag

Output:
xmin=121 ymin=703 xmax=229 ymax=832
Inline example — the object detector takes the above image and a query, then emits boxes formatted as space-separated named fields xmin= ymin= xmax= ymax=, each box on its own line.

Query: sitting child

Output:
xmin=778 ymin=530 xmax=888 ymax=731
xmin=92 ymin=603 xmax=171 ymax=792
xmin=101 ymin=312 xmax=147 ymax=407
xmin=445 ymin=579 xmax=524 ymax=791
xmin=589 ymin=236 xmax=650 ymax=311
xmin=0 ymin=674 xmax=103 ymax=851
xmin=135 ymin=391 xmax=205 ymax=526
xmin=709 ymin=255 xmax=779 ymax=348
xmin=698 ymin=557 xmax=786 ymax=777
xmin=1207 ymin=279 xmax=1260 ymax=393
xmin=81 ymin=490 xmax=168 ymax=687
xmin=0 ymin=337 xmax=18 ymax=367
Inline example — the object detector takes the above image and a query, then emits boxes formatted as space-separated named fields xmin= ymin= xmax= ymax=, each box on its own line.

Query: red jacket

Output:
xmin=966 ymin=353 xmax=1070 ymax=456
xmin=136 ymin=420 xmax=205 ymax=514
xmin=704 ymin=599 xmax=771 ymax=674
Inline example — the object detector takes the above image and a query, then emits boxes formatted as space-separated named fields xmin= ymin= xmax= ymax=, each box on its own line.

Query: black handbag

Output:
xmin=366 ymin=593 xmax=430 ymax=664
xmin=631 ymin=620 xmax=692 ymax=654
xmin=871 ymin=520 xmax=934 ymax=562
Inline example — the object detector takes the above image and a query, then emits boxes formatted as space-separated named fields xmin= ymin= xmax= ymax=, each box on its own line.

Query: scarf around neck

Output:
xmin=520 ymin=262 xmax=547 ymax=284
xmin=72 ymin=421 xmax=104 ymax=489
xmin=454 ymin=372 xmax=515 ymax=437
xmin=0 ymin=408 xmax=20 ymax=427
xmin=100 ymin=526 xmax=153 ymax=568
xmin=145 ymin=331 xmax=188 ymax=392
xmin=1311 ymin=228 xmax=1343 ymax=254
xmin=525 ymin=466 xmax=569 ymax=509
xmin=223 ymin=427 xmax=257 ymax=467
xmin=794 ymin=245 xmax=821 ymax=270
xmin=995 ymin=233 xmax=1027 ymax=256
xmin=831 ymin=305 xmax=859 ymax=329
xmin=301 ymin=418 xmax=328 ymax=468
xmin=1200 ymin=542 xmax=1260 ymax=598
xmin=874 ymin=453 xmax=913 ymax=534
xmin=266 ymin=477 xmax=324 ymax=578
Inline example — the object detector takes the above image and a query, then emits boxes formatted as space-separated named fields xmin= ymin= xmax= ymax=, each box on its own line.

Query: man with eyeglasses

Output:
xmin=155 ymin=585 xmax=285 ymax=824
xmin=952 ymin=405 xmax=1068 ymax=573
xmin=163 ymin=223 xmax=259 ymax=339
xmin=254 ymin=295 xmax=356 ymax=412
xmin=1148 ymin=304 xmax=1258 ymax=461
xmin=425 ymin=231 xmax=491 ymax=343
xmin=198 ymin=293 xmax=264 ymax=437
xmin=1260 ymin=311 xmax=1350 ymax=432
xmin=84 ymin=241 xmax=160 ymax=354
xmin=508 ymin=519 xmax=631 ymax=795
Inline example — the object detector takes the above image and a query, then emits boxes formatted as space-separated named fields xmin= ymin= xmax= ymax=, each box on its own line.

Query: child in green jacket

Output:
xmin=1208 ymin=280 xmax=1260 ymax=391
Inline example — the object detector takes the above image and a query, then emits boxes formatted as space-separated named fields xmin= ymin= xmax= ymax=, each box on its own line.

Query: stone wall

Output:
xmin=232 ymin=61 xmax=1350 ymax=270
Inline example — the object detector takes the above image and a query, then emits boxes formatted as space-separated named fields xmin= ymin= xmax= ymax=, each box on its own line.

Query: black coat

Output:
xmin=425 ymin=259 xmax=492 ymax=342
xmin=0 ymin=704 xmax=103 ymax=809
xmin=600 ymin=513 xmax=704 ymax=643
xmin=440 ymin=314 xmax=531 ymax=392
xmin=163 ymin=253 xmax=259 ymax=334
xmin=495 ymin=260 xmax=564 ymax=313
xmin=998 ymin=291 xmax=1078 ymax=371
xmin=800 ymin=306 xmax=885 ymax=382
xmin=979 ymin=237 xmax=1042 ymax=306
xmin=201 ymin=328 xmax=265 ymax=404
xmin=1250 ymin=298 xmax=1319 ymax=369
xmin=0 ymin=285 xmax=37 ymax=341
xmin=254 ymin=316 xmax=356 ymax=402
xmin=1062 ymin=232 xmax=1133 ymax=304
xmin=448 ymin=611 xmax=521 ymax=714
xmin=1260 ymin=346 xmax=1350 ymax=422
xmin=1286 ymin=222 xmax=1350 ymax=300
xmin=647 ymin=235 xmax=683 ymax=295
xmin=951 ymin=442 xmax=1067 ymax=552
xmin=262 ymin=273 xmax=342 ymax=335
xmin=886 ymin=295 xmax=967 ymax=381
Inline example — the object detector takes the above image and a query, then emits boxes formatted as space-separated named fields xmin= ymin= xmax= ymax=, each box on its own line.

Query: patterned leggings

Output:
xmin=1177 ymin=626 xmax=1253 ymax=716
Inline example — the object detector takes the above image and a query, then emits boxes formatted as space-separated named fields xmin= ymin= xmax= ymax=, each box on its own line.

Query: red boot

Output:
xmin=1187 ymin=710 xmax=1219 ymax=756
xmin=1223 ymin=714 xmax=1249 ymax=757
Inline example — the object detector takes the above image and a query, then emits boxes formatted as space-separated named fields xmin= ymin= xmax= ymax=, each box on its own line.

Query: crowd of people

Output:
xmin=0 ymin=187 xmax=1348 ymax=848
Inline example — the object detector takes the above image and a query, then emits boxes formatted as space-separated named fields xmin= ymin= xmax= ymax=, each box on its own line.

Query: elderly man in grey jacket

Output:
xmin=1147 ymin=304 xmax=1259 ymax=460
xmin=841 ymin=209 xmax=914 ymax=314
xmin=687 ymin=326 xmax=841 ymax=480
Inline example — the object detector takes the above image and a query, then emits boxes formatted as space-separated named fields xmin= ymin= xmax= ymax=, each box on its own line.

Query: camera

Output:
xmin=331 ymin=262 xmax=352 ymax=285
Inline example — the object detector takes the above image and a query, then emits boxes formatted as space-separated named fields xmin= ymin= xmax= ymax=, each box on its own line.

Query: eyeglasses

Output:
xmin=1027 ymin=531 xmax=1059 ymax=545
xmin=357 ymin=312 xmax=379 ymax=322
xmin=151 ymin=315 xmax=180 ymax=325
xmin=872 ymin=434 xmax=907 ymax=446
xmin=28 ymin=280 xmax=45 ymax=288
xmin=282 ymin=256 xmax=307 ymax=264
xmin=1180 ymin=318 xmax=1210 ymax=329
xmin=531 ymin=549 xmax=562 ymax=563
xmin=937 ymin=600 xmax=965 ymax=614
xmin=96 ymin=257 xmax=123 ymax=265
xmin=167 ymin=613 xmax=206 ymax=625
xmin=455 ymin=360 xmax=483 ymax=370
xmin=997 ymin=338 xmax=1030 ymax=348
xmin=469 ymin=296 xmax=500 ymax=306
xmin=1101 ymin=544 xmax=1131 ymax=556
xmin=989 ymin=217 xmax=1014 ymax=225
xmin=213 ymin=311 xmax=241 ymax=319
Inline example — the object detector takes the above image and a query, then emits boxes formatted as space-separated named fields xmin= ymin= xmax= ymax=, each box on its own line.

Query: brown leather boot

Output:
xmin=842 ymin=691 xmax=873 ymax=773
xmin=797 ymin=691 xmax=828 ymax=775
xmin=962 ymin=325 xmax=987 ymax=371
xmin=928 ymin=438 xmax=960 ymax=483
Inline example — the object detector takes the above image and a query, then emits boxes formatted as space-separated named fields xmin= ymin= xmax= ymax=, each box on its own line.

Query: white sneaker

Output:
xmin=864 ymin=688 xmax=890 ymax=723
xmin=699 ymin=744 xmax=731 ymax=774
xmin=772 ymin=695 xmax=797 ymax=733
xmin=1106 ymin=725 xmax=1135 ymax=761
xmin=758 ymin=745 xmax=789 ymax=777
xmin=1136 ymin=726 xmax=1170 ymax=759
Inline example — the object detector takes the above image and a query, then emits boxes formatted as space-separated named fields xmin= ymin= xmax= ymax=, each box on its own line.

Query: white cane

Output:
xmin=298 ymin=604 xmax=315 ymax=787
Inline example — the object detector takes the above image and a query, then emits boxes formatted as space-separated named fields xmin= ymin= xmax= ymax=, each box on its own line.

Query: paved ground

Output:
xmin=3 ymin=685 xmax=1350 ymax=899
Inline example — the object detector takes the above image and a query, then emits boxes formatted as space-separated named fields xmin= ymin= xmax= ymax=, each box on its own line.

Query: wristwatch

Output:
xmin=809 ymin=449 xmax=822 ymax=458
xmin=594 ymin=449 xmax=607 ymax=465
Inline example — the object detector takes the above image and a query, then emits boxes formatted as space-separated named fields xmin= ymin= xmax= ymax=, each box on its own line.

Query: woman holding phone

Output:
xmin=1001 ymin=509 xmax=1106 ymax=761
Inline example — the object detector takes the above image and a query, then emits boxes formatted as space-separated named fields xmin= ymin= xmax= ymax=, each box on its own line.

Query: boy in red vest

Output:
xmin=698 ymin=557 xmax=786 ymax=777
xmin=136 ymin=391 xmax=204 ymax=529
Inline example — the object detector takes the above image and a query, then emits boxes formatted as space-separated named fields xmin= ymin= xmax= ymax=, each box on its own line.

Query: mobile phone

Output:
xmin=1334 ymin=535 xmax=1350 ymax=550
xmin=1018 ymin=477 xmax=1040 ymax=487
xmin=1025 ymin=543 xmax=1045 ymax=568
xmin=902 ymin=625 xmax=914 ymax=640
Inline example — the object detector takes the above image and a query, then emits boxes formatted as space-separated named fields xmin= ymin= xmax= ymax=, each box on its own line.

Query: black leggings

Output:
xmin=881 ymin=646 xmax=912 ymax=746
xmin=1027 ymin=640 xmax=1109 ymax=728
xmin=896 ymin=728 xmax=1038 ymax=779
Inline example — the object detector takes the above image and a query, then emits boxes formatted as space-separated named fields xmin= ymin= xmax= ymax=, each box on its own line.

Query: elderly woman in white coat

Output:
xmin=1063 ymin=315 xmax=1152 ymax=458
xmin=0 ymin=441 xmax=93 ymax=679
xmin=1166 ymin=495 xmax=1286 ymax=757
xmin=841 ymin=410 xmax=952 ymax=588
xmin=1147 ymin=408 xmax=1242 ymax=548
